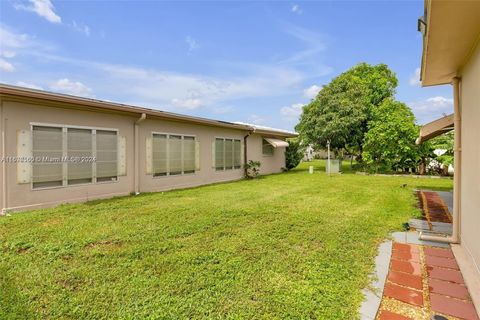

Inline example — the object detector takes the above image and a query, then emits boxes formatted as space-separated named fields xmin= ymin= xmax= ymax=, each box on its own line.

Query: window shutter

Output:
xmin=146 ymin=136 xmax=153 ymax=174
xmin=169 ymin=135 xmax=182 ymax=175
xmin=117 ymin=135 xmax=126 ymax=176
xmin=211 ymin=140 xmax=216 ymax=168
xmin=240 ymin=139 xmax=245 ymax=167
xmin=183 ymin=136 xmax=195 ymax=173
xmin=17 ymin=129 xmax=32 ymax=184
xmin=152 ymin=134 xmax=167 ymax=176
xmin=195 ymin=140 xmax=200 ymax=171
xmin=67 ymin=128 xmax=93 ymax=185
xmin=32 ymin=126 xmax=64 ymax=188
xmin=96 ymin=130 xmax=118 ymax=181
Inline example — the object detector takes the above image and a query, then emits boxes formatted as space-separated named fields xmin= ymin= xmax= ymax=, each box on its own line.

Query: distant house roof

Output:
xmin=0 ymin=83 xmax=297 ymax=138
xmin=234 ymin=122 xmax=297 ymax=137
xmin=416 ymin=113 xmax=454 ymax=144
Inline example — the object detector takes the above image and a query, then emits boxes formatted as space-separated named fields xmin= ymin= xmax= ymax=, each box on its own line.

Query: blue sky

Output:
xmin=0 ymin=0 xmax=453 ymax=131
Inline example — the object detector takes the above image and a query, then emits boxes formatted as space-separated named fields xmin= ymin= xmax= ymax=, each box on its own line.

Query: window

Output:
xmin=67 ymin=128 xmax=93 ymax=185
xmin=262 ymin=138 xmax=274 ymax=156
xmin=31 ymin=124 xmax=118 ymax=189
xmin=32 ymin=126 xmax=63 ymax=189
xmin=215 ymin=137 xmax=241 ymax=171
xmin=96 ymin=130 xmax=118 ymax=182
xmin=152 ymin=133 xmax=196 ymax=176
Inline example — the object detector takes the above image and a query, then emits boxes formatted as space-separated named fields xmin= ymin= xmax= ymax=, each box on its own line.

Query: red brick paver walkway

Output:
xmin=377 ymin=242 xmax=479 ymax=320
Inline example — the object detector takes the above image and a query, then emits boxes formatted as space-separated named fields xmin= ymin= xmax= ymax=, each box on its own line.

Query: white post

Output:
xmin=327 ymin=140 xmax=331 ymax=176
xmin=309 ymin=166 xmax=313 ymax=174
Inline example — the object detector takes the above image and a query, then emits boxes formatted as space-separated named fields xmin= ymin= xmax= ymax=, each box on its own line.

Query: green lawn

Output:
xmin=0 ymin=161 xmax=452 ymax=319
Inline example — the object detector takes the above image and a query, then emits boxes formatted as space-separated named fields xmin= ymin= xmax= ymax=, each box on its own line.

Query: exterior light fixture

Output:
xmin=417 ymin=16 xmax=427 ymax=36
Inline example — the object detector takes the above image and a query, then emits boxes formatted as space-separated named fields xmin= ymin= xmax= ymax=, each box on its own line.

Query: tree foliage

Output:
xmin=296 ymin=63 xmax=398 ymax=156
xmin=285 ymin=139 xmax=304 ymax=170
xmin=362 ymin=99 xmax=418 ymax=171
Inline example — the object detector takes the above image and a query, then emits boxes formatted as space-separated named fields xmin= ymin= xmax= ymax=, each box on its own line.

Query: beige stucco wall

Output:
xmin=1 ymin=100 xmax=136 ymax=211
xmin=138 ymin=119 xmax=246 ymax=193
xmin=0 ymin=98 xmax=288 ymax=212
xmin=247 ymin=133 xmax=286 ymax=175
xmin=459 ymin=42 xmax=480 ymax=275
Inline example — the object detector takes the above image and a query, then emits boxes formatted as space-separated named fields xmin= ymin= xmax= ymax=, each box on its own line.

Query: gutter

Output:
xmin=243 ymin=128 xmax=255 ymax=177
xmin=1 ymin=99 xmax=6 ymax=215
xmin=134 ymin=113 xmax=147 ymax=195
xmin=419 ymin=77 xmax=461 ymax=243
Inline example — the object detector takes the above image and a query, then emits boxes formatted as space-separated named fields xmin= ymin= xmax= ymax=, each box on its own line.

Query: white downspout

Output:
xmin=1 ymin=101 xmax=6 ymax=215
xmin=420 ymin=77 xmax=461 ymax=243
xmin=134 ymin=113 xmax=146 ymax=195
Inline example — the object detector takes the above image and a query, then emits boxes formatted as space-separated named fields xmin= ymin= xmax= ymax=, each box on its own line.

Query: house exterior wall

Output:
xmin=1 ymin=99 xmax=137 ymax=211
xmin=138 ymin=119 xmax=246 ymax=193
xmin=0 ymin=97 xmax=288 ymax=212
xmin=459 ymin=42 xmax=480 ymax=274
xmin=247 ymin=133 xmax=286 ymax=175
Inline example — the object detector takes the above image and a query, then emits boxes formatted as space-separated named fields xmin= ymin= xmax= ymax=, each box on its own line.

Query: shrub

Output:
xmin=245 ymin=160 xmax=261 ymax=178
xmin=285 ymin=139 xmax=304 ymax=170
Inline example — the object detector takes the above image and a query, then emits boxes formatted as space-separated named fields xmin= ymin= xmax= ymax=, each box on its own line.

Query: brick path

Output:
xmin=377 ymin=242 xmax=478 ymax=320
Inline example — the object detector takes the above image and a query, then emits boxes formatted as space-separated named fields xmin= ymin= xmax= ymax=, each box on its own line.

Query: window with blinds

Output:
xmin=215 ymin=137 xmax=241 ymax=171
xmin=96 ymin=130 xmax=118 ymax=182
xmin=152 ymin=134 xmax=168 ymax=176
xmin=32 ymin=126 xmax=64 ymax=189
xmin=262 ymin=138 xmax=274 ymax=156
xmin=31 ymin=125 xmax=119 ymax=189
xmin=152 ymin=133 xmax=196 ymax=177
xmin=67 ymin=128 xmax=93 ymax=185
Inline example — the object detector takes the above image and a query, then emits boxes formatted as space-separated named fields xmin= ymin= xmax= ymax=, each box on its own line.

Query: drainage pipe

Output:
xmin=243 ymin=129 xmax=255 ymax=177
xmin=1 ymin=101 xmax=6 ymax=215
xmin=134 ymin=113 xmax=146 ymax=195
xmin=419 ymin=77 xmax=461 ymax=244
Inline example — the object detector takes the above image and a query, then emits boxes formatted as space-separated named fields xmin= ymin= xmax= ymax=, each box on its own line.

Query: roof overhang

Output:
xmin=416 ymin=113 xmax=454 ymax=144
xmin=264 ymin=137 xmax=289 ymax=148
xmin=420 ymin=0 xmax=480 ymax=86
xmin=0 ymin=84 xmax=248 ymax=131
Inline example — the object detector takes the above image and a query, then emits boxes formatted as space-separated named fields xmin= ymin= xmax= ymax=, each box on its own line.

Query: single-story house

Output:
xmin=0 ymin=84 xmax=296 ymax=213
xmin=416 ymin=0 xmax=480 ymax=311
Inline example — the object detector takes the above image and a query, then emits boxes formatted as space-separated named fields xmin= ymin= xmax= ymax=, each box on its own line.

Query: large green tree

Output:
xmin=296 ymin=63 xmax=398 ymax=157
xmin=362 ymin=99 xmax=418 ymax=172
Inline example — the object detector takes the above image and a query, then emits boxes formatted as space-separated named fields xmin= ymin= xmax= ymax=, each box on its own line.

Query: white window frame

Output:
xmin=262 ymin=138 xmax=275 ymax=157
xmin=151 ymin=132 xmax=197 ymax=178
xmin=30 ymin=122 xmax=119 ymax=190
xmin=214 ymin=136 xmax=242 ymax=172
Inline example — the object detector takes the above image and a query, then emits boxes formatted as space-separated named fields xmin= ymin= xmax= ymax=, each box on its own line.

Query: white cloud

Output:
xmin=16 ymin=81 xmax=43 ymax=90
xmin=71 ymin=21 xmax=90 ymax=36
xmin=248 ymin=114 xmax=265 ymax=125
xmin=15 ymin=0 xmax=62 ymax=24
xmin=303 ymin=84 xmax=322 ymax=99
xmin=291 ymin=4 xmax=302 ymax=14
xmin=408 ymin=96 xmax=454 ymax=124
xmin=171 ymin=98 xmax=203 ymax=110
xmin=50 ymin=78 xmax=92 ymax=96
xmin=1 ymin=51 xmax=16 ymax=58
xmin=185 ymin=36 xmax=199 ymax=52
xmin=409 ymin=67 xmax=421 ymax=86
xmin=280 ymin=103 xmax=303 ymax=120
xmin=0 ymin=58 xmax=15 ymax=72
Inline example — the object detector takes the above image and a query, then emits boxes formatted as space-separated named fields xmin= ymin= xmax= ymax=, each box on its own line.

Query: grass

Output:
xmin=0 ymin=160 xmax=452 ymax=319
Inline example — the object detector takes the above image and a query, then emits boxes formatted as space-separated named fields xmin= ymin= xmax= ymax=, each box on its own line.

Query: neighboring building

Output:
xmin=416 ymin=0 xmax=480 ymax=312
xmin=0 ymin=84 xmax=296 ymax=213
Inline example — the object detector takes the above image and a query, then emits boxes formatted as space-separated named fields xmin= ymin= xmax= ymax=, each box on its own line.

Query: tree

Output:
xmin=430 ymin=132 xmax=454 ymax=175
xmin=362 ymin=99 xmax=418 ymax=172
xmin=285 ymin=139 xmax=304 ymax=170
xmin=296 ymin=63 xmax=398 ymax=158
